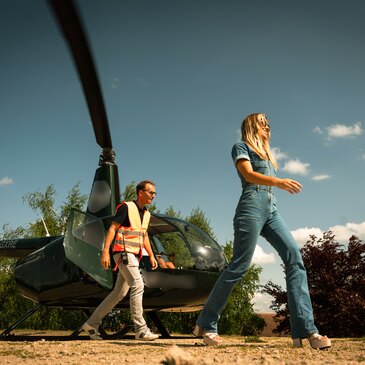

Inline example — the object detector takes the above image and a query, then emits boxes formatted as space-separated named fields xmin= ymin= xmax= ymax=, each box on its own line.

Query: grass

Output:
xmin=244 ymin=336 xmax=266 ymax=343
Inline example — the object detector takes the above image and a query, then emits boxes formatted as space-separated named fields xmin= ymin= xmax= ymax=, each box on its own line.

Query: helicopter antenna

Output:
xmin=40 ymin=213 xmax=50 ymax=237
xmin=48 ymin=0 xmax=115 ymax=165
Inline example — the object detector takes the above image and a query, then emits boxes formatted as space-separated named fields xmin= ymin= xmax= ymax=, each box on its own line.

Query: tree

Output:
xmin=262 ymin=232 xmax=365 ymax=337
xmin=22 ymin=182 xmax=87 ymax=237
xmin=121 ymin=181 xmax=136 ymax=201
xmin=0 ymin=183 xmax=88 ymax=330
xmin=187 ymin=207 xmax=216 ymax=240
xmin=218 ymin=241 xmax=265 ymax=336
xmin=0 ymin=226 xmax=29 ymax=327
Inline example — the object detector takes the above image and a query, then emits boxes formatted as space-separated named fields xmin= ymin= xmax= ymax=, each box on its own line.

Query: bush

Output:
xmin=263 ymin=232 xmax=365 ymax=337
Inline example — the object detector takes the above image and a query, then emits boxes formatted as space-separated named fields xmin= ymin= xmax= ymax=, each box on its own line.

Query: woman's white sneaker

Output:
xmin=293 ymin=334 xmax=331 ymax=350
xmin=203 ymin=332 xmax=223 ymax=346
xmin=308 ymin=333 xmax=331 ymax=350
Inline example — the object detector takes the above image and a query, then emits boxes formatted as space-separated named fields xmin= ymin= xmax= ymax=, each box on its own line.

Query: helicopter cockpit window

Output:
xmin=152 ymin=232 xmax=195 ymax=269
xmin=148 ymin=214 xmax=227 ymax=271
xmin=171 ymin=219 xmax=227 ymax=271
xmin=150 ymin=236 xmax=176 ymax=269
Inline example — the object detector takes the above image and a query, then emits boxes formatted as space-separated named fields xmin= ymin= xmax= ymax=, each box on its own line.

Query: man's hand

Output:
xmin=100 ymin=250 xmax=110 ymax=269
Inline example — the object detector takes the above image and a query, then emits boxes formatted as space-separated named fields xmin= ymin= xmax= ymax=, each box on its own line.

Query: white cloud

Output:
xmin=329 ymin=222 xmax=365 ymax=242
xmin=271 ymin=147 xmax=288 ymax=161
xmin=252 ymin=245 xmax=276 ymax=265
xmin=311 ymin=174 xmax=331 ymax=181
xmin=291 ymin=221 xmax=365 ymax=246
xmin=313 ymin=126 xmax=322 ymax=135
xmin=252 ymin=292 xmax=275 ymax=313
xmin=0 ymin=176 xmax=14 ymax=186
xmin=327 ymin=122 xmax=363 ymax=140
xmin=282 ymin=159 xmax=310 ymax=175
xmin=361 ymin=154 xmax=365 ymax=161
xmin=291 ymin=227 xmax=323 ymax=246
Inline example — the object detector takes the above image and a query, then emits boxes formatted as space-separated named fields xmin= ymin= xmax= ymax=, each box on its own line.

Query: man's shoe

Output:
xmin=81 ymin=322 xmax=103 ymax=340
xmin=135 ymin=328 xmax=159 ymax=341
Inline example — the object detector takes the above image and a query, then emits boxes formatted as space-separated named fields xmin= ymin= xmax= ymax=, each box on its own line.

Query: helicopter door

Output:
xmin=63 ymin=208 xmax=113 ymax=289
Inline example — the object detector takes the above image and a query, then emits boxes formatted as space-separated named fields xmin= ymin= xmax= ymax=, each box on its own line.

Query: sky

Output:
xmin=1 ymin=0 xmax=365 ymax=312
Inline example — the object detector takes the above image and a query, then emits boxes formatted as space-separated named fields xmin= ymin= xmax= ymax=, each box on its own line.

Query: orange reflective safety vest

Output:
xmin=113 ymin=201 xmax=151 ymax=256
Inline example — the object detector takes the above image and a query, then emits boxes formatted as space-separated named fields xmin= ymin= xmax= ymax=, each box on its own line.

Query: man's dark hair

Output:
xmin=136 ymin=180 xmax=155 ymax=194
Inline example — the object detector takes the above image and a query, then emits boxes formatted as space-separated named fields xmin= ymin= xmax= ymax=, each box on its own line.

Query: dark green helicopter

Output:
xmin=0 ymin=0 xmax=227 ymax=339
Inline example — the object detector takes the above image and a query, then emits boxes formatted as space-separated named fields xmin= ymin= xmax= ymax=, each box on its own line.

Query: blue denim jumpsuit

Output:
xmin=196 ymin=142 xmax=318 ymax=339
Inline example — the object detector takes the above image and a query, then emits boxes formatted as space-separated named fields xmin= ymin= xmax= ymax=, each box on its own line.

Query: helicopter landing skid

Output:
xmin=0 ymin=303 xmax=42 ymax=337
xmin=73 ymin=311 xmax=173 ymax=339
xmin=146 ymin=311 xmax=171 ymax=338
xmin=71 ymin=322 xmax=134 ymax=340
xmin=0 ymin=305 xmax=188 ymax=340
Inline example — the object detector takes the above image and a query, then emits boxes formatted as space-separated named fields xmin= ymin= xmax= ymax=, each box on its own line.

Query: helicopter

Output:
xmin=0 ymin=0 xmax=227 ymax=339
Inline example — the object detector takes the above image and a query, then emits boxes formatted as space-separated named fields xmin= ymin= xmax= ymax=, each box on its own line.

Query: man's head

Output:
xmin=136 ymin=180 xmax=156 ymax=206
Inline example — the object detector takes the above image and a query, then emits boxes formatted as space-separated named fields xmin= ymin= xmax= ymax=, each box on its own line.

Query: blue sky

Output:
xmin=1 ymin=0 xmax=364 ymax=312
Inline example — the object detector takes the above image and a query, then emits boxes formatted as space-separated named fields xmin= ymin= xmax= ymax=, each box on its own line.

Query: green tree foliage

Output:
xmin=121 ymin=181 xmax=136 ymax=202
xmin=0 ymin=226 xmax=30 ymax=328
xmin=187 ymin=207 xmax=216 ymax=240
xmin=60 ymin=182 xmax=89 ymax=231
xmin=23 ymin=184 xmax=59 ymax=237
xmin=22 ymin=182 xmax=87 ymax=237
xmin=164 ymin=206 xmax=182 ymax=218
xmin=0 ymin=183 xmax=88 ymax=330
xmin=262 ymin=232 xmax=365 ymax=337
xmin=218 ymin=241 xmax=265 ymax=335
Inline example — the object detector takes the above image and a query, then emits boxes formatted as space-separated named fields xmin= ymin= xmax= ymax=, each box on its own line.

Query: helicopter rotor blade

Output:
xmin=48 ymin=0 xmax=114 ymax=161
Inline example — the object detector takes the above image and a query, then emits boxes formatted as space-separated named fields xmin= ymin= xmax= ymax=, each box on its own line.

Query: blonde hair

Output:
xmin=241 ymin=113 xmax=277 ymax=170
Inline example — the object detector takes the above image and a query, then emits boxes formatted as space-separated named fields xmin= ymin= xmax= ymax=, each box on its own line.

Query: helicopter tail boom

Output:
xmin=0 ymin=236 xmax=62 ymax=259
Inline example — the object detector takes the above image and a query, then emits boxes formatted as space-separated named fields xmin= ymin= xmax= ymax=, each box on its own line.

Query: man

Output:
xmin=82 ymin=180 xmax=159 ymax=340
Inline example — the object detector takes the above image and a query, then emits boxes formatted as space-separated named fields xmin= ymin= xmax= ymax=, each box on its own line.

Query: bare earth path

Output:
xmin=0 ymin=331 xmax=364 ymax=364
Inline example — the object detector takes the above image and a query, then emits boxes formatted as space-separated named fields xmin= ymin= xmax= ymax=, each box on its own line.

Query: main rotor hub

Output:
xmin=99 ymin=148 xmax=115 ymax=165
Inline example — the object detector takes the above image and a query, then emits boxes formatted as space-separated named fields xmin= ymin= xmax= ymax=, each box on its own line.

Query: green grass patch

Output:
xmin=244 ymin=336 xmax=265 ymax=343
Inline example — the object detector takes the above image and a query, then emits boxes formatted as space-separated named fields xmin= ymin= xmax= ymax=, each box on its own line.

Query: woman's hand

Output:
xmin=276 ymin=178 xmax=303 ymax=194
xmin=100 ymin=250 xmax=110 ymax=269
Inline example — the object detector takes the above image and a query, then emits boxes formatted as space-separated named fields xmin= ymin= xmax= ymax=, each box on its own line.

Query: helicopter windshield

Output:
xmin=148 ymin=214 xmax=227 ymax=271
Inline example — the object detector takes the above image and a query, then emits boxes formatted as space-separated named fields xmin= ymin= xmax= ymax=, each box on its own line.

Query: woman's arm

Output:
xmin=236 ymin=159 xmax=303 ymax=194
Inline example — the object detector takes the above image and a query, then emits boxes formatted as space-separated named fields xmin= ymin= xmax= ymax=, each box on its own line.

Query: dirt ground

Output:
xmin=0 ymin=331 xmax=364 ymax=365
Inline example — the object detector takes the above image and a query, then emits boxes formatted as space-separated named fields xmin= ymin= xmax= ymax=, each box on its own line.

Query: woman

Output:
xmin=194 ymin=113 xmax=331 ymax=349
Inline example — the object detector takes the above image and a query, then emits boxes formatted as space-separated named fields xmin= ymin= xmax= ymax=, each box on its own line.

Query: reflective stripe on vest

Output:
xmin=113 ymin=201 xmax=150 ymax=254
